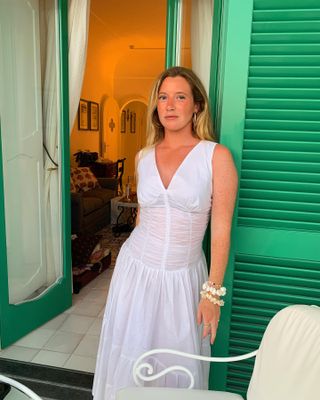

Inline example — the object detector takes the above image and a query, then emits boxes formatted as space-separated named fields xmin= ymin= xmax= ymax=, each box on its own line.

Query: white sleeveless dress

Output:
xmin=93 ymin=140 xmax=216 ymax=400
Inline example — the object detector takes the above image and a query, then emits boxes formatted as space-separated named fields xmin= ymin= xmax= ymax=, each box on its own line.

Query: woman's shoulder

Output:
xmin=201 ymin=139 xmax=217 ymax=146
xmin=135 ymin=146 xmax=154 ymax=164
xmin=201 ymin=140 xmax=232 ymax=155
xmin=200 ymin=139 xmax=218 ymax=154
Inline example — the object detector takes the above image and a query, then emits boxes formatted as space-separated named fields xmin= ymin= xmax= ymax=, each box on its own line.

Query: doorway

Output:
xmin=0 ymin=0 xmax=167 ymax=372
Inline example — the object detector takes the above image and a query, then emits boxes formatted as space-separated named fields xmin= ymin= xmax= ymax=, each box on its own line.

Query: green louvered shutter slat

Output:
xmin=239 ymin=0 xmax=320 ymax=231
xmin=224 ymin=0 xmax=320 ymax=397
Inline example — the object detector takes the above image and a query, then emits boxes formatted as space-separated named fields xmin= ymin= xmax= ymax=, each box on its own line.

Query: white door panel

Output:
xmin=0 ymin=0 xmax=46 ymax=303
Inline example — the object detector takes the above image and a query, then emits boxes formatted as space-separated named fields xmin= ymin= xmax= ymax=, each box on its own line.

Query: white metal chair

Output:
xmin=117 ymin=304 xmax=320 ymax=400
xmin=0 ymin=374 xmax=43 ymax=400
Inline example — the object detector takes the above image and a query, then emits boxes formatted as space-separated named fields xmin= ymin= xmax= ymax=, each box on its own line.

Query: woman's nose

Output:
xmin=166 ymin=99 xmax=175 ymax=110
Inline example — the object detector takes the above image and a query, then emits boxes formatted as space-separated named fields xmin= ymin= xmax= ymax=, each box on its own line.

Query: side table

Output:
xmin=112 ymin=195 xmax=138 ymax=237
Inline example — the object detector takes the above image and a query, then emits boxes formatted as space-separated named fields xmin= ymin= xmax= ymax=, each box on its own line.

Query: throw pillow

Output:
xmin=71 ymin=167 xmax=101 ymax=192
xmin=70 ymin=176 xmax=78 ymax=193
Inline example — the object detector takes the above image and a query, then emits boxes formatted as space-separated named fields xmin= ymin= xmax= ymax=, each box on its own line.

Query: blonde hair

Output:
xmin=146 ymin=66 xmax=215 ymax=147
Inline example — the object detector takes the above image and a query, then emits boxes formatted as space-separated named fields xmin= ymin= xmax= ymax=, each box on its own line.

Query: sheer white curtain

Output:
xmin=41 ymin=0 xmax=90 ymax=286
xmin=68 ymin=0 xmax=91 ymax=132
xmin=40 ymin=0 xmax=62 ymax=285
xmin=190 ymin=0 xmax=213 ymax=93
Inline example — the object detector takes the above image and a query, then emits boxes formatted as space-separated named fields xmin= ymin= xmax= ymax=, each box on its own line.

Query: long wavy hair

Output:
xmin=146 ymin=66 xmax=215 ymax=146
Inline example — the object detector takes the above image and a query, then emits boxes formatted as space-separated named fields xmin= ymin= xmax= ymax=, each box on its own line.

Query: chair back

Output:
xmin=247 ymin=305 xmax=320 ymax=400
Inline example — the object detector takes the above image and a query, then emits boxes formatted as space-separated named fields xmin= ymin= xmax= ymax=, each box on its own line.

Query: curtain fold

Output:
xmin=68 ymin=0 xmax=91 ymax=132
xmin=41 ymin=0 xmax=62 ymax=284
xmin=191 ymin=0 xmax=213 ymax=93
xmin=41 ymin=0 xmax=91 ymax=287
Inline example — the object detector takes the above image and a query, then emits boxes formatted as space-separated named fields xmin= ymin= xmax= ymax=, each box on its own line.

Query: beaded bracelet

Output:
xmin=200 ymin=292 xmax=225 ymax=306
xmin=202 ymin=281 xmax=227 ymax=297
xmin=200 ymin=281 xmax=227 ymax=306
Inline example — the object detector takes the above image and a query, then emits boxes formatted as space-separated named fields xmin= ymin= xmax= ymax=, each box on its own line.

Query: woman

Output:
xmin=93 ymin=66 xmax=238 ymax=399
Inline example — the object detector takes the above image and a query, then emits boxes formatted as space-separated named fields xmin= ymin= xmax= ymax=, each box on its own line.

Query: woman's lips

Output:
xmin=165 ymin=115 xmax=178 ymax=119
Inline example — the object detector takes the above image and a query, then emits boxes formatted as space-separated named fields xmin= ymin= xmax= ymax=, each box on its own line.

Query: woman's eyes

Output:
xmin=158 ymin=95 xmax=186 ymax=101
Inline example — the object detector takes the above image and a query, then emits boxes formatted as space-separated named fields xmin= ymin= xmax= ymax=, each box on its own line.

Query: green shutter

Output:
xmin=224 ymin=0 xmax=320 ymax=396
xmin=226 ymin=255 xmax=320 ymax=394
xmin=238 ymin=1 xmax=320 ymax=232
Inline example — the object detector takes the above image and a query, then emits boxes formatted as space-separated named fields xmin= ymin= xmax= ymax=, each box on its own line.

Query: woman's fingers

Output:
xmin=202 ymin=322 xmax=211 ymax=338
xmin=202 ymin=318 xmax=220 ymax=344
xmin=199 ymin=299 xmax=221 ymax=343
xmin=210 ymin=324 xmax=217 ymax=344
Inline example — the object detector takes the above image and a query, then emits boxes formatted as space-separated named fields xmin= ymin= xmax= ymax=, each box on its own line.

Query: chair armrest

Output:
xmin=0 ymin=374 xmax=43 ymax=400
xmin=98 ymin=177 xmax=118 ymax=191
xmin=133 ymin=348 xmax=258 ymax=389
xmin=71 ymin=192 xmax=83 ymax=209
xmin=71 ymin=192 xmax=84 ymax=233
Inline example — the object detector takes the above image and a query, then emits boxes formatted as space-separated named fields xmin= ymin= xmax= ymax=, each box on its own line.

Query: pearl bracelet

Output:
xmin=200 ymin=281 xmax=226 ymax=306
xmin=202 ymin=281 xmax=227 ymax=297
xmin=200 ymin=291 xmax=225 ymax=306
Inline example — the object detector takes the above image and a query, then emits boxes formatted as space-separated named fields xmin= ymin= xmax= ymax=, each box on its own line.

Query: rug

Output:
xmin=97 ymin=224 xmax=130 ymax=268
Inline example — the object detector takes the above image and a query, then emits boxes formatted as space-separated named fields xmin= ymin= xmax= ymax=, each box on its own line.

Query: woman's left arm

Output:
xmin=197 ymin=144 xmax=238 ymax=344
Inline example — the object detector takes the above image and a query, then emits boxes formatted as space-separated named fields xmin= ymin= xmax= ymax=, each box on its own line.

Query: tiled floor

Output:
xmin=0 ymin=268 xmax=113 ymax=374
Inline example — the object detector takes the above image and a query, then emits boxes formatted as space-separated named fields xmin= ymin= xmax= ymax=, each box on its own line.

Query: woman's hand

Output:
xmin=197 ymin=298 xmax=221 ymax=344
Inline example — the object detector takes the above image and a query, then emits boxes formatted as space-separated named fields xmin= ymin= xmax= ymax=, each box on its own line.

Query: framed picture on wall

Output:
xmin=121 ymin=110 xmax=126 ymax=133
xmin=130 ymin=112 xmax=136 ymax=133
xmin=78 ymin=99 xmax=89 ymax=130
xmin=89 ymin=101 xmax=99 ymax=130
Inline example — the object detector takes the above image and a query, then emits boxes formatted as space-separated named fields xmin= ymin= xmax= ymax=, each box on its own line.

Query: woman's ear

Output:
xmin=194 ymin=103 xmax=200 ymax=113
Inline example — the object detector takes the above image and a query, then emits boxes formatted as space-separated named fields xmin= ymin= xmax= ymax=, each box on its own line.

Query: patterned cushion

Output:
xmin=70 ymin=176 xmax=78 ymax=193
xmin=71 ymin=167 xmax=101 ymax=192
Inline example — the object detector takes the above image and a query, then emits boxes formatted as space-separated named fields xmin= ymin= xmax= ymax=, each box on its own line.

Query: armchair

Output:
xmin=117 ymin=304 xmax=320 ymax=400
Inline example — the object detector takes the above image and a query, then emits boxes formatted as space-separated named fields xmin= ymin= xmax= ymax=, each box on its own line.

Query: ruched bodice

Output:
xmin=93 ymin=140 xmax=216 ymax=400
xmin=128 ymin=207 xmax=209 ymax=270
xmin=127 ymin=140 xmax=216 ymax=270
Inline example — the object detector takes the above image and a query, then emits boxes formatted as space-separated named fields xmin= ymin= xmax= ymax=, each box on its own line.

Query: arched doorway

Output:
xmin=119 ymin=99 xmax=148 ymax=186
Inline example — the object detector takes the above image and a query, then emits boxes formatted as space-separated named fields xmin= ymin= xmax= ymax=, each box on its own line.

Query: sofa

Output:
xmin=71 ymin=167 xmax=118 ymax=234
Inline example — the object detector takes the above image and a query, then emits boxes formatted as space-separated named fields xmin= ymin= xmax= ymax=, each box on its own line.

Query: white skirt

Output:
xmin=92 ymin=241 xmax=210 ymax=400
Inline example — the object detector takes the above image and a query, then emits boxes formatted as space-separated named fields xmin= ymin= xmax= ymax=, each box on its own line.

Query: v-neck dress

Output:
xmin=93 ymin=140 xmax=217 ymax=400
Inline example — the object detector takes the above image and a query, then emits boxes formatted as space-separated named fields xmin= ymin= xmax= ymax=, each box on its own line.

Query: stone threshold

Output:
xmin=0 ymin=358 xmax=93 ymax=400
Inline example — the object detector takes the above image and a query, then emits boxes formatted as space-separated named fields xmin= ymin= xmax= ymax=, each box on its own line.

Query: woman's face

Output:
xmin=157 ymin=76 xmax=199 ymax=134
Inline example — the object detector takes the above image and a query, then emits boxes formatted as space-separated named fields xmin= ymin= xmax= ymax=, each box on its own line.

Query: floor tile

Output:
xmin=71 ymin=300 xmax=104 ymax=317
xmin=41 ymin=313 xmax=68 ymax=330
xmin=98 ymin=307 xmax=105 ymax=318
xmin=59 ymin=314 xmax=96 ymax=334
xmin=75 ymin=285 xmax=92 ymax=296
xmin=64 ymin=304 xmax=76 ymax=314
xmin=72 ymin=293 xmax=86 ymax=304
xmin=64 ymin=354 xmax=96 ymax=373
xmin=93 ymin=278 xmax=111 ymax=290
xmin=74 ymin=334 xmax=100 ymax=358
xmin=14 ymin=328 xmax=56 ymax=349
xmin=82 ymin=289 xmax=108 ymax=305
xmin=87 ymin=318 xmax=103 ymax=336
xmin=44 ymin=332 xmax=83 ymax=353
xmin=0 ymin=346 xmax=39 ymax=362
xmin=31 ymin=350 xmax=71 ymax=368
